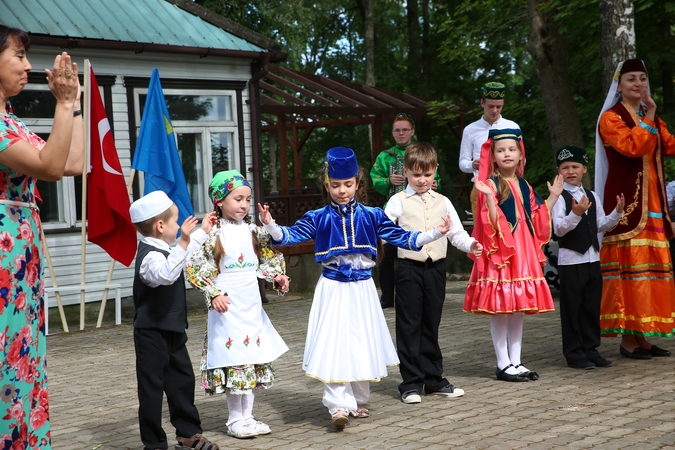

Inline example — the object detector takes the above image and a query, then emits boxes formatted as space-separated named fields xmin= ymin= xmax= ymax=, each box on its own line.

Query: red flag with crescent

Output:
xmin=86 ymin=64 xmax=137 ymax=266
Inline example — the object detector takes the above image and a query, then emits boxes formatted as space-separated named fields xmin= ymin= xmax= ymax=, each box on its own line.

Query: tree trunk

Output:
xmin=364 ymin=0 xmax=375 ymax=86
xmin=599 ymin=0 xmax=636 ymax=94
xmin=526 ymin=0 xmax=584 ymax=152
xmin=422 ymin=0 xmax=430 ymax=86
xmin=407 ymin=0 xmax=422 ymax=87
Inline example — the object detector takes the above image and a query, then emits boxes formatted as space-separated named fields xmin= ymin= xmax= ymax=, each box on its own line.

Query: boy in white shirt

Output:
xmin=552 ymin=146 xmax=624 ymax=369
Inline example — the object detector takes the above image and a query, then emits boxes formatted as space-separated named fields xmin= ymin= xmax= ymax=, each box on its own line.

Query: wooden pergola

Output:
xmin=248 ymin=65 xmax=432 ymax=198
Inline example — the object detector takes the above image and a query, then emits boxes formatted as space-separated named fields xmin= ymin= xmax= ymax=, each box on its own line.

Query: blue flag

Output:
xmin=132 ymin=68 xmax=194 ymax=229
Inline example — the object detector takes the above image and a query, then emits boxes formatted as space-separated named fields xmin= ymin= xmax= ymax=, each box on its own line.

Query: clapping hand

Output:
xmin=571 ymin=196 xmax=592 ymax=216
xmin=615 ymin=193 xmax=625 ymax=214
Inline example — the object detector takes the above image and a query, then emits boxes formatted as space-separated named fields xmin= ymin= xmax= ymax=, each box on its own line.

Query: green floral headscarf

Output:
xmin=208 ymin=170 xmax=251 ymax=205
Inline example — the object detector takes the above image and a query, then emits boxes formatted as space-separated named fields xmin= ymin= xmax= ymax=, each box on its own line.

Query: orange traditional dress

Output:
xmin=464 ymin=177 xmax=555 ymax=315
xmin=598 ymin=102 xmax=675 ymax=337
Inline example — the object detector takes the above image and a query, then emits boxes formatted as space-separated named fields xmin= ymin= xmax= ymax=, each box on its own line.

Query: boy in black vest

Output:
xmin=129 ymin=191 xmax=219 ymax=450
xmin=552 ymin=146 xmax=624 ymax=369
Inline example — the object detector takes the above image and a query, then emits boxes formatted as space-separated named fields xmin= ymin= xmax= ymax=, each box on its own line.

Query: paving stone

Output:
xmin=47 ymin=282 xmax=675 ymax=449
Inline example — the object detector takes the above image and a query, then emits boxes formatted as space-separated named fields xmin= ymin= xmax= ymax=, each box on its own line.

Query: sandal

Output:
xmin=226 ymin=419 xmax=258 ymax=439
xmin=245 ymin=417 xmax=271 ymax=435
xmin=331 ymin=409 xmax=349 ymax=428
xmin=350 ymin=407 xmax=370 ymax=418
xmin=176 ymin=433 xmax=220 ymax=449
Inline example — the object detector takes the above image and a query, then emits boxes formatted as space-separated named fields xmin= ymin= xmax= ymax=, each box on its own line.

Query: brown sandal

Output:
xmin=350 ymin=407 xmax=370 ymax=418
xmin=331 ymin=409 xmax=349 ymax=428
xmin=176 ymin=433 xmax=220 ymax=450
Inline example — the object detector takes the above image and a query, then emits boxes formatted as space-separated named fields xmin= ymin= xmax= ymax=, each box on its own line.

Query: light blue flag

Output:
xmin=132 ymin=68 xmax=194 ymax=230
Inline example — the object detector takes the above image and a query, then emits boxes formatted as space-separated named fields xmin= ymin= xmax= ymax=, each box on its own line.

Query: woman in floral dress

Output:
xmin=0 ymin=26 xmax=83 ymax=447
xmin=186 ymin=170 xmax=289 ymax=439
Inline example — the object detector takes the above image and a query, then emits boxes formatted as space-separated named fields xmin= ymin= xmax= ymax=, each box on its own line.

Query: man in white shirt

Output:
xmin=458 ymin=82 xmax=520 ymax=218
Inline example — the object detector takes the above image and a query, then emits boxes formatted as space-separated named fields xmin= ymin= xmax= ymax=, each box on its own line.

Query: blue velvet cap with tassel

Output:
xmin=323 ymin=146 xmax=359 ymax=182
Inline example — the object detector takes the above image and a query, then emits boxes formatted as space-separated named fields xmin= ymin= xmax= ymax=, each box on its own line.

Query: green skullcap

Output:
xmin=482 ymin=82 xmax=506 ymax=99
xmin=556 ymin=145 xmax=589 ymax=167
xmin=209 ymin=170 xmax=251 ymax=205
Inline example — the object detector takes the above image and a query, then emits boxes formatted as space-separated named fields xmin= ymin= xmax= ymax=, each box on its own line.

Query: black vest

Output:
xmin=559 ymin=189 xmax=599 ymax=254
xmin=133 ymin=241 xmax=188 ymax=332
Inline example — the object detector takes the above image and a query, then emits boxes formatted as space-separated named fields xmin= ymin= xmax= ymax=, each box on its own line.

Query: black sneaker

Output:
xmin=428 ymin=384 xmax=465 ymax=398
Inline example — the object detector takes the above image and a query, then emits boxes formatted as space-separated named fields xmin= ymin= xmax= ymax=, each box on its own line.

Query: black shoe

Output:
xmin=567 ymin=359 xmax=596 ymax=370
xmin=588 ymin=356 xmax=612 ymax=367
xmin=513 ymin=364 xmax=539 ymax=380
xmin=495 ymin=365 xmax=529 ymax=382
xmin=619 ymin=345 xmax=651 ymax=360
xmin=380 ymin=301 xmax=394 ymax=309
xmin=647 ymin=345 xmax=671 ymax=357
xmin=261 ymin=296 xmax=269 ymax=304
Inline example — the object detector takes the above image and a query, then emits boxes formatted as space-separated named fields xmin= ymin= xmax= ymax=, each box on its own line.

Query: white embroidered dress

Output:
xmin=187 ymin=220 xmax=288 ymax=373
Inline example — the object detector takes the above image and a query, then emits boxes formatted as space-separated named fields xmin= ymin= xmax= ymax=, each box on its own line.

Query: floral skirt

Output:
xmin=202 ymin=363 xmax=275 ymax=395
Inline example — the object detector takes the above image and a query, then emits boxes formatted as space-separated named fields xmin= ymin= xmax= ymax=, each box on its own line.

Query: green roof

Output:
xmin=0 ymin=0 xmax=268 ymax=52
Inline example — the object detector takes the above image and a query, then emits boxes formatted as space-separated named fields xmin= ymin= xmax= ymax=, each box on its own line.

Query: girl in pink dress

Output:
xmin=464 ymin=129 xmax=563 ymax=382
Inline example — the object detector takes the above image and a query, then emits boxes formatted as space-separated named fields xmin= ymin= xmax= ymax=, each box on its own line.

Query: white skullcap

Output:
xmin=129 ymin=191 xmax=173 ymax=223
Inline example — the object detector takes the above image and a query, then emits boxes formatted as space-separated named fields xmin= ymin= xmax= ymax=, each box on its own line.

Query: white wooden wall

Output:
xmin=26 ymin=46 xmax=258 ymax=307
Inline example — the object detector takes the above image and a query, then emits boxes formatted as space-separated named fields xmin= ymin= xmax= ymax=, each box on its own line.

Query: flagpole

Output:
xmin=41 ymin=229 xmax=69 ymax=333
xmin=96 ymin=169 xmax=136 ymax=327
xmin=79 ymin=59 xmax=91 ymax=331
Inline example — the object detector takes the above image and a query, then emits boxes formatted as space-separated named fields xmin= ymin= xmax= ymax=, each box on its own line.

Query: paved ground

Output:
xmin=48 ymin=282 xmax=675 ymax=450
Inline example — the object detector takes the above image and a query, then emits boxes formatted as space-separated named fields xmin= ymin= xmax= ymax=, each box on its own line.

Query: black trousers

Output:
xmin=134 ymin=328 xmax=202 ymax=450
xmin=558 ymin=262 xmax=603 ymax=364
xmin=395 ymin=258 xmax=448 ymax=395
xmin=379 ymin=242 xmax=398 ymax=305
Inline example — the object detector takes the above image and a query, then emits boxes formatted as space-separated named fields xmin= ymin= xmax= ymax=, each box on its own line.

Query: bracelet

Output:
xmin=638 ymin=121 xmax=657 ymax=135
xmin=73 ymin=110 xmax=83 ymax=117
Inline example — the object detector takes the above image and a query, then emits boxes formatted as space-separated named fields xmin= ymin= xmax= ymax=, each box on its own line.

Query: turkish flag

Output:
xmin=86 ymin=65 xmax=137 ymax=266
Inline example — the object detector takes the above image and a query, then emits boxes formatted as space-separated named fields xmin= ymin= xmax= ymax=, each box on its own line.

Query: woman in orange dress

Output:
xmin=594 ymin=58 xmax=675 ymax=359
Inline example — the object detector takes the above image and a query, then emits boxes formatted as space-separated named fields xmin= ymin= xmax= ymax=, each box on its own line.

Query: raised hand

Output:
xmin=474 ymin=178 xmax=492 ymax=196
xmin=45 ymin=52 xmax=79 ymax=104
xmin=615 ymin=193 xmax=625 ymax=214
xmin=547 ymin=174 xmax=564 ymax=197
xmin=436 ymin=215 xmax=452 ymax=234
xmin=179 ymin=216 xmax=198 ymax=247
xmin=257 ymin=203 xmax=272 ymax=225
xmin=571 ymin=196 xmax=592 ymax=216
xmin=200 ymin=211 xmax=217 ymax=233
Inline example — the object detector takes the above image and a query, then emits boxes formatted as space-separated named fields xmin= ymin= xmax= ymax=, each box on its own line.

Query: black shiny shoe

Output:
xmin=514 ymin=364 xmax=539 ymax=380
xmin=619 ymin=345 xmax=651 ymax=360
xmin=496 ymin=364 xmax=529 ymax=382
xmin=647 ymin=345 xmax=671 ymax=357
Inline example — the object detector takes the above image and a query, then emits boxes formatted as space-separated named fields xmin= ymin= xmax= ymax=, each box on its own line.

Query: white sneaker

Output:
xmin=428 ymin=384 xmax=465 ymax=398
xmin=401 ymin=390 xmax=422 ymax=404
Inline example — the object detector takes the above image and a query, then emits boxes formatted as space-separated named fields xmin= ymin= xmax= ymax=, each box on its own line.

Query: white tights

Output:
xmin=226 ymin=391 xmax=255 ymax=426
xmin=490 ymin=313 xmax=529 ymax=374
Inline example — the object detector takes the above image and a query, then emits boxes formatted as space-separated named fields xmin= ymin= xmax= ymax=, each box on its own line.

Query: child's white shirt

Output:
xmin=139 ymin=229 xmax=208 ymax=287
xmin=384 ymin=185 xmax=476 ymax=254
xmin=552 ymin=182 xmax=622 ymax=265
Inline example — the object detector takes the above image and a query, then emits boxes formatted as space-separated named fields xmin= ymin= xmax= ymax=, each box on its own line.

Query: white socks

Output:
xmin=490 ymin=313 xmax=526 ymax=374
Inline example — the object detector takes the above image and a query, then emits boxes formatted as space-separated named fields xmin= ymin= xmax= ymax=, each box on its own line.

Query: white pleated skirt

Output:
xmin=302 ymin=275 xmax=399 ymax=383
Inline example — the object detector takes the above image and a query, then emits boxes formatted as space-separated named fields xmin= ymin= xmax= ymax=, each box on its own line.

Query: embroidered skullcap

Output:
xmin=129 ymin=190 xmax=173 ymax=223
xmin=482 ymin=82 xmax=506 ymax=99
xmin=394 ymin=112 xmax=415 ymax=129
xmin=323 ymin=147 xmax=359 ymax=182
xmin=619 ymin=59 xmax=648 ymax=77
xmin=209 ymin=170 xmax=251 ymax=204
xmin=488 ymin=128 xmax=521 ymax=142
xmin=556 ymin=145 xmax=588 ymax=167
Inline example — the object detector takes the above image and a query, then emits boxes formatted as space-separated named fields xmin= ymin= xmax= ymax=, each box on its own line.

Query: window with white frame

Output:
xmin=10 ymin=84 xmax=86 ymax=229
xmin=133 ymin=89 xmax=239 ymax=215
